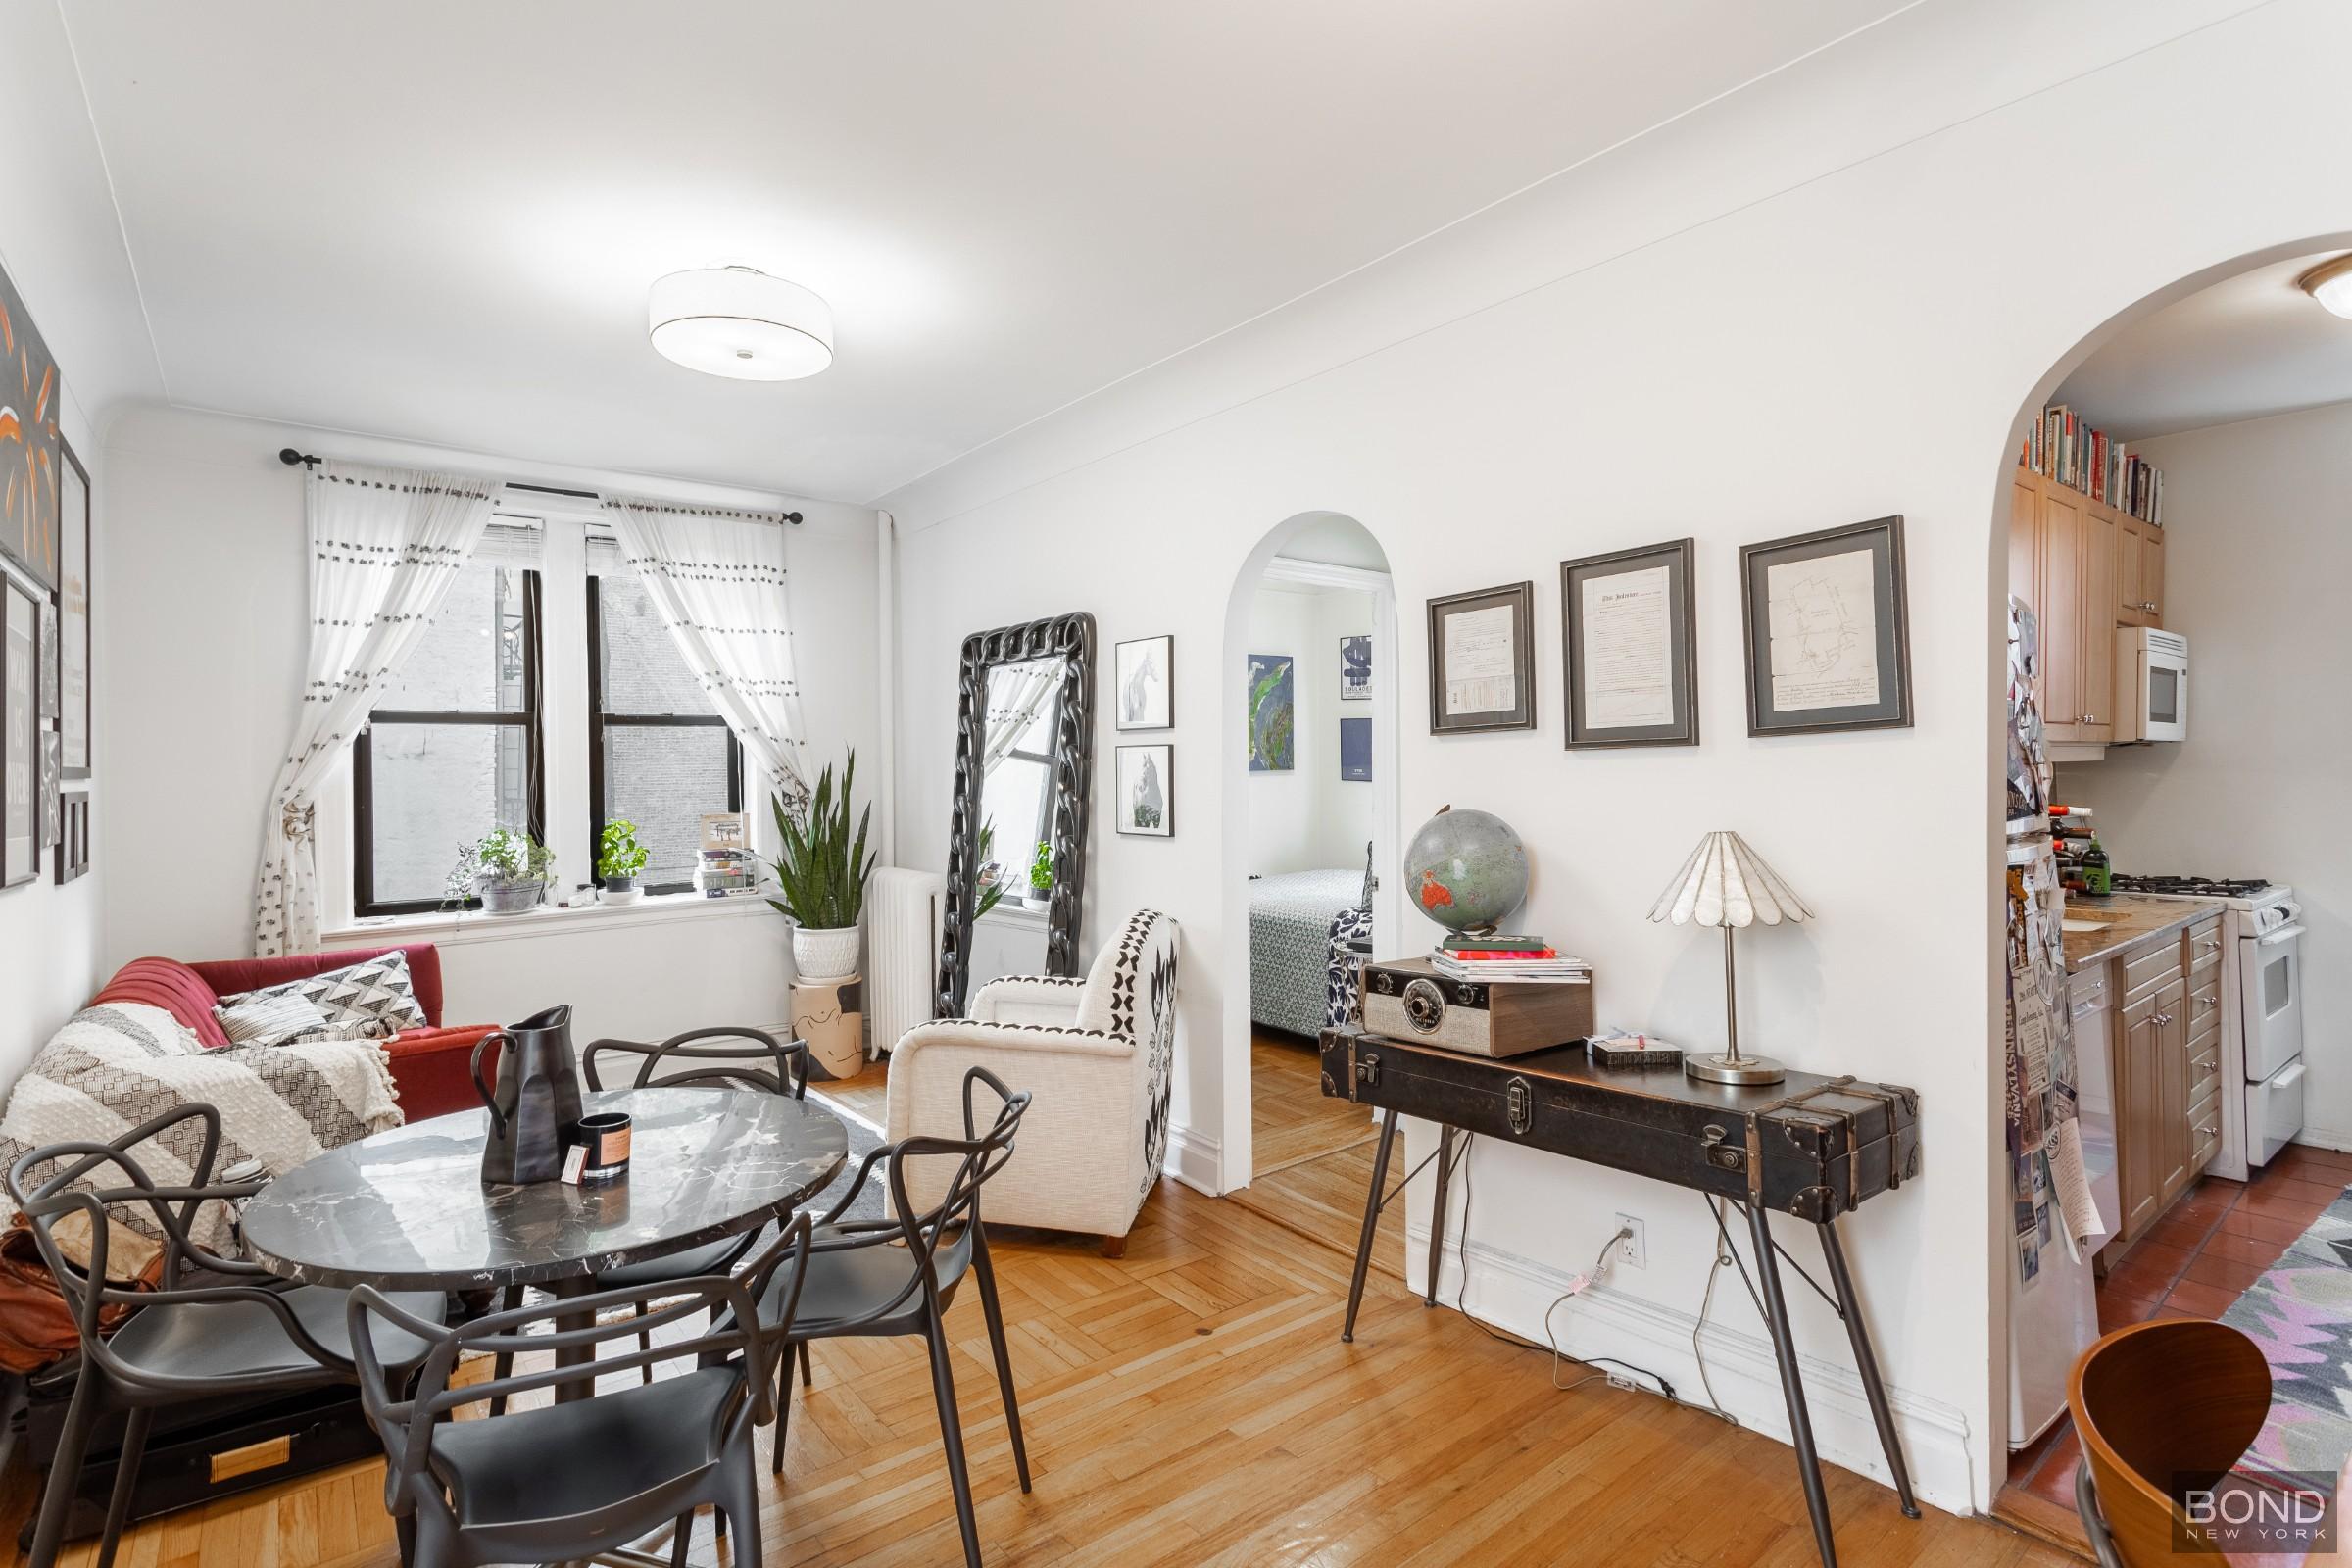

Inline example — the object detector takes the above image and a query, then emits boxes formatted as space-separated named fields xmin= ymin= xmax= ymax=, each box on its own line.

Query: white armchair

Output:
xmin=887 ymin=909 xmax=1180 ymax=1254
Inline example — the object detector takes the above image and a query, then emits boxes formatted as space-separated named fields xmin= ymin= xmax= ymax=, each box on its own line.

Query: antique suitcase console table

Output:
xmin=1319 ymin=1025 xmax=1922 ymax=1568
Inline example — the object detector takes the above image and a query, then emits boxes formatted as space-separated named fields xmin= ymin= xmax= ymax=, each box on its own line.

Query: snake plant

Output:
xmin=767 ymin=752 xmax=878 ymax=929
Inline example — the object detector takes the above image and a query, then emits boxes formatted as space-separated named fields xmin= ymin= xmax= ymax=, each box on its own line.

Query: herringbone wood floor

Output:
xmin=5 ymin=1062 xmax=2070 ymax=1568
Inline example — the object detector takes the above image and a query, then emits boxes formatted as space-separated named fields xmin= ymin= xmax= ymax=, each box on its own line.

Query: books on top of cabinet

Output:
xmin=2022 ymin=404 xmax=2163 ymax=525
xmin=1429 ymin=933 xmax=1591 ymax=985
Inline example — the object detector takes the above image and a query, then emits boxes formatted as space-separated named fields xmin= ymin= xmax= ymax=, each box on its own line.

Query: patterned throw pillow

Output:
xmin=214 ymin=991 xmax=339 ymax=1047
xmin=213 ymin=952 xmax=427 ymax=1048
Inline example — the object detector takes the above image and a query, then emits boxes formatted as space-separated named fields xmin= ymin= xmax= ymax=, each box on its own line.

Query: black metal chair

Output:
xmin=483 ymin=1026 xmax=813 ymax=1412
xmin=754 ymin=1065 xmax=1031 ymax=1568
xmin=349 ymin=1212 xmax=813 ymax=1568
xmin=5 ymin=1103 xmax=450 ymax=1568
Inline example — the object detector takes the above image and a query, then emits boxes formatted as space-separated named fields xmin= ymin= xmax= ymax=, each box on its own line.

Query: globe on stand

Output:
xmin=1401 ymin=806 xmax=1530 ymax=938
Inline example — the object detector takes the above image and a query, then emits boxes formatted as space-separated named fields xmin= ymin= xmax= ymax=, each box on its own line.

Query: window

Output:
xmin=976 ymin=659 xmax=1063 ymax=897
xmin=353 ymin=558 xmax=543 ymax=915
xmin=588 ymin=572 xmax=742 ymax=893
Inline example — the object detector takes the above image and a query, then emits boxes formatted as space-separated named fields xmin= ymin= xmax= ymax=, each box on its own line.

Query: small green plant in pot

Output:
xmin=445 ymin=828 xmax=558 ymax=915
xmin=1024 ymin=839 xmax=1054 ymax=912
xmin=768 ymin=752 xmax=878 ymax=981
xmin=973 ymin=818 xmax=1007 ymax=920
xmin=598 ymin=819 xmax=650 ymax=906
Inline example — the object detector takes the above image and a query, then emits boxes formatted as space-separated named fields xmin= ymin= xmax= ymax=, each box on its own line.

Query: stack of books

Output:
xmin=2022 ymin=404 xmax=2164 ymax=525
xmin=694 ymin=811 xmax=762 ymax=899
xmin=1429 ymin=933 xmax=1592 ymax=985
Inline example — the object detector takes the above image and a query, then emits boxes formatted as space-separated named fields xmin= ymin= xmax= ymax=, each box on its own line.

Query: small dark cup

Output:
xmin=575 ymin=1111 xmax=632 ymax=1182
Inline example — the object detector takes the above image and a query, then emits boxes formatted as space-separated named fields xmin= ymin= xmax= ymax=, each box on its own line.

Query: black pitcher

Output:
xmin=470 ymin=1004 xmax=583 ymax=1186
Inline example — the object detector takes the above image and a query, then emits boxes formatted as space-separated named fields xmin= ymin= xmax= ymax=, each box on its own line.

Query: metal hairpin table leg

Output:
xmin=1425 ymin=1125 xmax=1455 ymax=1306
xmin=1817 ymin=1217 xmax=1919 ymax=1518
xmin=1747 ymin=1202 xmax=1838 ymax=1568
xmin=1341 ymin=1107 xmax=1400 ymax=1343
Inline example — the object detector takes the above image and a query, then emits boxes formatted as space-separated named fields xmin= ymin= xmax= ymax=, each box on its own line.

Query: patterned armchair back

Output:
xmin=1074 ymin=910 xmax=1181 ymax=1194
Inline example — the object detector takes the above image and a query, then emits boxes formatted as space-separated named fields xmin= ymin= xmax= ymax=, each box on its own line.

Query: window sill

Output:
xmin=978 ymin=901 xmax=1051 ymax=930
xmin=323 ymin=891 xmax=776 ymax=950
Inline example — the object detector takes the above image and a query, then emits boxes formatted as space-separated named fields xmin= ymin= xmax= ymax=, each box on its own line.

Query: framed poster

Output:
xmin=1427 ymin=581 xmax=1535 ymax=734
xmin=1561 ymin=538 xmax=1697 ymax=749
xmin=1114 ymin=744 xmax=1172 ymax=837
xmin=1338 ymin=635 xmax=1372 ymax=701
xmin=55 ymin=791 xmax=88 ymax=884
xmin=1114 ymin=634 xmax=1172 ymax=730
xmin=1245 ymin=653 xmax=1294 ymax=771
xmin=0 ymin=261 xmax=63 ymax=591
xmin=1740 ymin=515 xmax=1913 ymax=736
xmin=59 ymin=440 xmax=89 ymax=777
xmin=3 ymin=576 xmax=36 ymax=885
xmin=1339 ymin=716 xmax=1372 ymax=781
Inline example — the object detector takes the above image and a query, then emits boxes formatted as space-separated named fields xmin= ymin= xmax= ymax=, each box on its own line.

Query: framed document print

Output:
xmin=1561 ymin=538 xmax=1696 ymax=749
xmin=1739 ymin=514 xmax=1912 ymax=736
xmin=1427 ymin=581 xmax=1535 ymax=734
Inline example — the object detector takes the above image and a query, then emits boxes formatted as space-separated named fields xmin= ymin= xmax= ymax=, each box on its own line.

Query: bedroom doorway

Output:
xmin=1217 ymin=514 xmax=1403 ymax=1267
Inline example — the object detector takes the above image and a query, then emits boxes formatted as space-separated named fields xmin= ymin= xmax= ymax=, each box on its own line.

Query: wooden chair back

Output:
xmin=2067 ymin=1317 xmax=2273 ymax=1564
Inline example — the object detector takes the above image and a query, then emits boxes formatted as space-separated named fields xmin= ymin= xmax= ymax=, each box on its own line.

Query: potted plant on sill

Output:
xmin=1024 ymin=839 xmax=1053 ymax=912
xmin=974 ymin=818 xmax=1007 ymax=920
xmin=445 ymin=827 xmax=558 ymax=916
xmin=768 ymin=751 xmax=878 ymax=981
xmin=598 ymin=819 xmax=650 ymax=906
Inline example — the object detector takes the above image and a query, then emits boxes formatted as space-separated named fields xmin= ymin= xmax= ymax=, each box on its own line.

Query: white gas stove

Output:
xmin=2108 ymin=876 xmax=2303 ymax=1179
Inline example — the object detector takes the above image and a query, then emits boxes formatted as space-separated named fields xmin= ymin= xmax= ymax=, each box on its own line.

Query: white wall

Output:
xmin=885 ymin=0 xmax=2352 ymax=1515
xmin=0 ymin=2 xmax=164 ymax=1082
xmin=99 ymin=405 xmax=881 ymax=1044
xmin=2054 ymin=399 xmax=2352 ymax=1143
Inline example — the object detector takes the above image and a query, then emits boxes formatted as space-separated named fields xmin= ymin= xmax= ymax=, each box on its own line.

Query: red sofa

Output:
xmin=90 ymin=945 xmax=495 ymax=1120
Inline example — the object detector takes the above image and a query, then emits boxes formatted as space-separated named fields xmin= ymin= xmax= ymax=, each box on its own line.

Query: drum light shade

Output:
xmin=648 ymin=266 xmax=834 ymax=380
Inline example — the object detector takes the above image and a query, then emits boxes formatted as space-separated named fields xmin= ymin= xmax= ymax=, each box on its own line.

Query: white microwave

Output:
xmin=2113 ymin=626 xmax=2187 ymax=743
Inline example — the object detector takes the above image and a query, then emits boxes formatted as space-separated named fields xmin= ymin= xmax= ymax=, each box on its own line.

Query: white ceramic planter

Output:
xmin=1022 ymin=891 xmax=1051 ymax=912
xmin=599 ymin=885 xmax=645 ymax=906
xmin=793 ymin=924 xmax=861 ymax=980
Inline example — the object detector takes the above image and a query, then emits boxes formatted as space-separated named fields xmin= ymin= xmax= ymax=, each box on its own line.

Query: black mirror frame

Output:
xmin=936 ymin=611 xmax=1096 ymax=1018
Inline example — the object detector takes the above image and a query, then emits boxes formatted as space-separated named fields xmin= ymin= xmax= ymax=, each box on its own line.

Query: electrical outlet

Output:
xmin=1613 ymin=1213 xmax=1646 ymax=1269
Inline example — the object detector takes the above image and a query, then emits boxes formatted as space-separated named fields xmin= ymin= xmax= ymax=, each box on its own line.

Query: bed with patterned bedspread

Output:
xmin=1249 ymin=869 xmax=1367 ymax=1038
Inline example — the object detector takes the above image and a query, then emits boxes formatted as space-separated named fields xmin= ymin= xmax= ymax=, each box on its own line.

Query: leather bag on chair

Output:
xmin=0 ymin=1211 xmax=163 ymax=1372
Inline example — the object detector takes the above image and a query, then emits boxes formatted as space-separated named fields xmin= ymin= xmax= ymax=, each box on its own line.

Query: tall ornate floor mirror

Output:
xmin=936 ymin=612 xmax=1096 ymax=1018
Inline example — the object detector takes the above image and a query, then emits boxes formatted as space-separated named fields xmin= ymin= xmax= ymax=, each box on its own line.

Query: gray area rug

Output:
xmin=805 ymin=1087 xmax=888 ymax=1227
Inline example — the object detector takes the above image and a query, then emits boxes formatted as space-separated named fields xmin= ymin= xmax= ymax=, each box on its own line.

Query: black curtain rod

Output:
xmin=276 ymin=448 xmax=802 ymax=522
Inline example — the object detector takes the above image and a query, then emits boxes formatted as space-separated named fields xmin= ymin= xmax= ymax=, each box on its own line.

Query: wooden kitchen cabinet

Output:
xmin=2117 ymin=985 xmax=2163 ymax=1239
xmin=2008 ymin=466 xmax=2161 ymax=746
xmin=2118 ymin=514 xmax=2167 ymax=626
xmin=2102 ymin=917 xmax=2219 ymax=1246
xmin=2155 ymin=974 xmax=2191 ymax=1206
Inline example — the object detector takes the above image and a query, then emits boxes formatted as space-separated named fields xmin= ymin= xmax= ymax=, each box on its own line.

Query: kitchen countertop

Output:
xmin=2060 ymin=893 xmax=2226 ymax=974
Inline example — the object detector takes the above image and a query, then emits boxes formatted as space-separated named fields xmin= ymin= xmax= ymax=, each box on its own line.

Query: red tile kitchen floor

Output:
xmin=1994 ymin=1144 xmax=2352 ymax=1554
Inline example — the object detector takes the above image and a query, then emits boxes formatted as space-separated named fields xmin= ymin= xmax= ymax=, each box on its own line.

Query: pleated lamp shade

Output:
xmin=1648 ymin=831 xmax=1812 ymax=930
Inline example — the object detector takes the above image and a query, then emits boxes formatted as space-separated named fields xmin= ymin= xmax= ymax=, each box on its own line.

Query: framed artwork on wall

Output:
xmin=59 ymin=440 xmax=89 ymax=778
xmin=0 ymin=261 xmax=63 ymax=592
xmin=55 ymin=791 xmax=88 ymax=884
xmin=1739 ymin=514 xmax=1913 ymax=736
xmin=1339 ymin=716 xmax=1372 ymax=781
xmin=1339 ymin=634 xmax=1372 ymax=701
xmin=1560 ymin=538 xmax=1697 ymax=749
xmin=1114 ymin=634 xmax=1172 ymax=729
xmin=3 ymin=575 xmax=36 ymax=885
xmin=1427 ymin=580 xmax=1535 ymax=734
xmin=1114 ymin=744 xmax=1172 ymax=837
xmin=1245 ymin=653 xmax=1294 ymax=771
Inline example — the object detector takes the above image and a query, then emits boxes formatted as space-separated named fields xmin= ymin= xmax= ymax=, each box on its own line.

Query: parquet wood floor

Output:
xmin=5 ymin=1058 xmax=2069 ymax=1567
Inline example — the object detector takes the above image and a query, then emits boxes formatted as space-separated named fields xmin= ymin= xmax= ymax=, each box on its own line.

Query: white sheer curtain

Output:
xmin=981 ymin=662 xmax=1059 ymax=775
xmin=253 ymin=464 xmax=499 ymax=956
xmin=603 ymin=497 xmax=810 ymax=812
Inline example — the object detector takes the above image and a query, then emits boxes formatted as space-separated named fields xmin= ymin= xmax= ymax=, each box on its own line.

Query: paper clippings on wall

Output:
xmin=1766 ymin=547 xmax=1879 ymax=711
xmin=2048 ymin=1118 xmax=2102 ymax=1255
xmin=1443 ymin=605 xmax=1516 ymax=715
xmin=1579 ymin=564 xmax=1674 ymax=729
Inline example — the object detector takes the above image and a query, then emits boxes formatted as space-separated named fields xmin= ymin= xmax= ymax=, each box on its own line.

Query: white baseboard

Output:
xmin=2295 ymin=1127 xmax=2352 ymax=1155
xmin=1165 ymin=1124 xmax=1222 ymax=1195
xmin=1408 ymin=1220 xmax=1979 ymax=1517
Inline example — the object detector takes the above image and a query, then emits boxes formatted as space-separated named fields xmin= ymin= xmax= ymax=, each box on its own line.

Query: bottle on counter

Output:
xmin=2082 ymin=837 xmax=2112 ymax=897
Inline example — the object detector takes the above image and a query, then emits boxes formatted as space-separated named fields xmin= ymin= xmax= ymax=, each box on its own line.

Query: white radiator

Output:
xmin=863 ymin=868 xmax=945 ymax=1056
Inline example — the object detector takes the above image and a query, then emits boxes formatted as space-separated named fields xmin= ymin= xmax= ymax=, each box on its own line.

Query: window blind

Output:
xmin=585 ymin=524 xmax=631 ymax=578
xmin=472 ymin=515 xmax=546 ymax=567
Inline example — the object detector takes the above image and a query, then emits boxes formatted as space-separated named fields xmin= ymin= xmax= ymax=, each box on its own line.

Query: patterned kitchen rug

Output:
xmin=2225 ymin=1184 xmax=2352 ymax=1488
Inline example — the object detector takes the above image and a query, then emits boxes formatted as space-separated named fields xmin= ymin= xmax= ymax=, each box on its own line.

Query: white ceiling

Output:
xmin=60 ymin=0 xmax=1909 ymax=502
xmin=2056 ymin=252 xmax=2352 ymax=441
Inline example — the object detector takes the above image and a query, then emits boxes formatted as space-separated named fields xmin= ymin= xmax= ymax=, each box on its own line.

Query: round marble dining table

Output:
xmin=241 ymin=1086 xmax=849 ymax=1294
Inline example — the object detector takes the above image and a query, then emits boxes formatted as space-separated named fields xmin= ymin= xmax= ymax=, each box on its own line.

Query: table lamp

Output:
xmin=1648 ymin=831 xmax=1812 ymax=1085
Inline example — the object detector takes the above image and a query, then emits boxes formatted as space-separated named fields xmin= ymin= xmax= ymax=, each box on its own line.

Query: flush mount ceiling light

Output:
xmin=647 ymin=266 xmax=833 ymax=380
xmin=2298 ymin=254 xmax=2352 ymax=320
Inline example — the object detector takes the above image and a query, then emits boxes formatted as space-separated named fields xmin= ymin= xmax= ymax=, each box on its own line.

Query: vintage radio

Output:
xmin=1359 ymin=956 xmax=1593 ymax=1059
xmin=1319 ymin=1026 xmax=1921 ymax=1220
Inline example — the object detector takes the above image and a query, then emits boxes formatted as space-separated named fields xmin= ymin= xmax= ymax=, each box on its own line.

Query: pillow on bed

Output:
xmin=1358 ymin=841 xmax=1377 ymax=910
